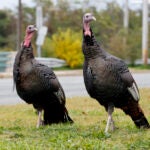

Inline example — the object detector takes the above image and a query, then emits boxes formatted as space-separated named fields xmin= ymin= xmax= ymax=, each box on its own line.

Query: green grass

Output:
xmin=129 ymin=64 xmax=150 ymax=70
xmin=0 ymin=88 xmax=150 ymax=150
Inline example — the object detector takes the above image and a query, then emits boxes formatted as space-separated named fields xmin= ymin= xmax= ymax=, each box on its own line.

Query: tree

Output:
xmin=0 ymin=10 xmax=16 ymax=50
xmin=0 ymin=0 xmax=145 ymax=66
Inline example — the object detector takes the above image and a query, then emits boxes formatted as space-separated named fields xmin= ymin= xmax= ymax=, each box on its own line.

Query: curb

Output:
xmin=0 ymin=69 xmax=150 ymax=78
xmin=0 ymin=70 xmax=83 ymax=78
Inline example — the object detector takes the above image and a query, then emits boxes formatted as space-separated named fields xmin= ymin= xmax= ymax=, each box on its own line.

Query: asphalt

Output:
xmin=0 ymin=69 xmax=150 ymax=105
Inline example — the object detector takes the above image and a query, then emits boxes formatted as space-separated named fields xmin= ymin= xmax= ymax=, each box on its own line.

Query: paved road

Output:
xmin=0 ymin=73 xmax=150 ymax=105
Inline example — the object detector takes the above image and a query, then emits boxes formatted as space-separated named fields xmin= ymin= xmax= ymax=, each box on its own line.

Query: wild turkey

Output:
xmin=13 ymin=25 xmax=73 ymax=127
xmin=82 ymin=13 xmax=149 ymax=132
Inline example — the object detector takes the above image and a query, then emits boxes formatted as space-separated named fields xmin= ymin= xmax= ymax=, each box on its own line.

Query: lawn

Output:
xmin=0 ymin=88 xmax=150 ymax=150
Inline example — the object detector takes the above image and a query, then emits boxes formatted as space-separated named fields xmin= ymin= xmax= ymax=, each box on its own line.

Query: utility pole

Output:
xmin=36 ymin=2 xmax=43 ymax=57
xmin=142 ymin=0 xmax=149 ymax=65
xmin=123 ymin=0 xmax=129 ymax=31
xmin=123 ymin=0 xmax=129 ymax=55
xmin=17 ymin=0 xmax=22 ymax=51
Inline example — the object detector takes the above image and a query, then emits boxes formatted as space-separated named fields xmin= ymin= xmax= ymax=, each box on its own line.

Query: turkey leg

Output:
xmin=105 ymin=104 xmax=115 ymax=133
xmin=36 ymin=110 xmax=43 ymax=128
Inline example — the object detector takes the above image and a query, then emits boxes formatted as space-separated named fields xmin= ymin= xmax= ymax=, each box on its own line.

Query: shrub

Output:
xmin=51 ymin=28 xmax=83 ymax=68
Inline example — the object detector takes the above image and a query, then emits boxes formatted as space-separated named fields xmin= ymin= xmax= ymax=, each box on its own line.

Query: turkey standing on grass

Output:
xmin=82 ymin=13 xmax=149 ymax=132
xmin=13 ymin=25 xmax=73 ymax=127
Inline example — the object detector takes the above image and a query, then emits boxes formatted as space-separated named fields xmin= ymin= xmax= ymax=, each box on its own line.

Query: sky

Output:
xmin=0 ymin=0 xmax=35 ymax=10
xmin=0 ymin=0 xmax=149 ymax=11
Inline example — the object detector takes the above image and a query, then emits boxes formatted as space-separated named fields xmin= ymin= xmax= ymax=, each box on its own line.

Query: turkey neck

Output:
xmin=20 ymin=32 xmax=35 ymax=62
xmin=20 ymin=45 xmax=34 ymax=62
xmin=83 ymin=22 xmax=91 ymax=36
xmin=24 ymin=32 xmax=34 ymax=48
xmin=15 ymin=43 xmax=34 ymax=73
xmin=82 ymin=28 xmax=106 ymax=60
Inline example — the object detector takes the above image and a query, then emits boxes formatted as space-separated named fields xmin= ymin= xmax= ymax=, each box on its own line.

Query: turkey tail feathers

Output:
xmin=134 ymin=116 xmax=150 ymax=128
xmin=43 ymin=104 xmax=73 ymax=125
xmin=64 ymin=107 xmax=74 ymax=123
xmin=121 ymin=100 xmax=149 ymax=128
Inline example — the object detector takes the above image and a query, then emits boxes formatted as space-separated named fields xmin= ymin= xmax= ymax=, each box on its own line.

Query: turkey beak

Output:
xmin=92 ymin=16 xmax=96 ymax=21
xmin=34 ymin=27 xmax=38 ymax=31
xmin=33 ymin=25 xmax=38 ymax=31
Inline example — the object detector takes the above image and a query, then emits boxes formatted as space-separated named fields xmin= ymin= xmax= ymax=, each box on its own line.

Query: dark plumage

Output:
xmin=82 ymin=13 xmax=149 ymax=132
xmin=13 ymin=25 xmax=73 ymax=127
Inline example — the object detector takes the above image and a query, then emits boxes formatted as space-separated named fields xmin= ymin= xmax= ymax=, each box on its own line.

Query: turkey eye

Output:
xmin=86 ymin=16 xmax=88 ymax=18
xmin=29 ymin=27 xmax=31 ymax=29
